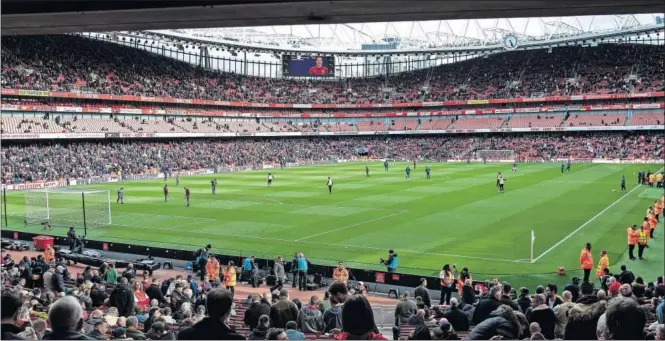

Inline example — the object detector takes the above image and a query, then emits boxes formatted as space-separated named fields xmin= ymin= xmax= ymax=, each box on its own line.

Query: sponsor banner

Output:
xmin=422 ymin=102 xmax=444 ymax=106
xmin=1 ymin=133 xmax=105 ymax=139
xmin=9 ymin=181 xmax=66 ymax=191
xmin=55 ymin=106 xmax=82 ymax=112
xmin=467 ymin=99 xmax=489 ymax=105
xmin=99 ymin=107 xmax=113 ymax=113
xmin=118 ymin=108 xmax=143 ymax=114
xmin=494 ymin=108 xmax=514 ymax=114
xmin=516 ymin=107 xmax=536 ymax=113
xmin=1 ymin=104 xmax=18 ymax=111
xmin=262 ymin=164 xmax=274 ymax=169
xmin=167 ymin=109 xmax=186 ymax=115
xmin=632 ymin=103 xmax=662 ymax=109
xmin=18 ymin=89 xmax=49 ymax=97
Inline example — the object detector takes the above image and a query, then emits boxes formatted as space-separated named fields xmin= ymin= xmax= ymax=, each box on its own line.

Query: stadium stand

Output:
xmin=565 ymin=113 xmax=627 ymax=127
xmin=630 ymin=112 xmax=664 ymax=126
xmin=449 ymin=117 xmax=505 ymax=130
xmin=505 ymin=115 xmax=564 ymax=128
xmin=0 ymin=117 xmax=68 ymax=134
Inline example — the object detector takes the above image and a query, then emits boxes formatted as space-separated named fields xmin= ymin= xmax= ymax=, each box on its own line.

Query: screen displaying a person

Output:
xmin=308 ymin=56 xmax=329 ymax=76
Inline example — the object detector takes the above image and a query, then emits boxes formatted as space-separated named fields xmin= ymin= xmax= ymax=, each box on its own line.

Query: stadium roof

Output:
xmin=1 ymin=0 xmax=662 ymax=35
xmin=157 ymin=14 xmax=663 ymax=50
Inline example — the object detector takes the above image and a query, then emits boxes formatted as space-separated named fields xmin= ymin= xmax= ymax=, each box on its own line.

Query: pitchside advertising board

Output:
xmin=282 ymin=55 xmax=335 ymax=77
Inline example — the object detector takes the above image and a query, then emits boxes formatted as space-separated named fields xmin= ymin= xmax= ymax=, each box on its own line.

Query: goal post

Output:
xmin=24 ymin=189 xmax=111 ymax=232
xmin=475 ymin=150 xmax=515 ymax=161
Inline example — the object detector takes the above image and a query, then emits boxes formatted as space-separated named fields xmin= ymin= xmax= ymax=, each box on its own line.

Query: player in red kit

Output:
xmin=512 ymin=161 xmax=517 ymax=173
xmin=308 ymin=56 xmax=329 ymax=76
xmin=163 ymin=184 xmax=169 ymax=202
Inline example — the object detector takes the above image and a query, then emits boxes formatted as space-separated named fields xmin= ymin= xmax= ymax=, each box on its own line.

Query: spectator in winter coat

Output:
xmin=564 ymin=277 xmax=580 ymax=303
xmin=108 ymin=277 xmax=135 ymax=317
xmin=552 ymin=291 xmax=575 ymax=338
xmin=442 ymin=298 xmax=469 ymax=331
xmin=244 ymin=294 xmax=271 ymax=331
xmin=461 ymin=280 xmax=476 ymax=306
xmin=408 ymin=310 xmax=431 ymax=340
xmin=468 ymin=305 xmax=522 ymax=340
xmin=146 ymin=278 xmax=166 ymax=303
xmin=563 ymin=298 xmax=607 ymax=340
xmin=177 ymin=287 xmax=244 ymax=340
xmin=269 ymin=289 xmax=299 ymax=329
xmin=90 ymin=284 xmax=109 ymax=307
xmin=395 ymin=291 xmax=417 ymax=326
xmin=517 ymin=287 xmax=531 ymax=314
xmin=285 ymin=321 xmax=306 ymax=340
xmin=472 ymin=285 xmax=503 ymax=325
xmin=297 ymin=295 xmax=324 ymax=333
xmin=52 ymin=266 xmax=66 ymax=294
xmin=83 ymin=310 xmax=105 ymax=334
xmin=527 ymin=294 xmax=556 ymax=340
xmin=86 ymin=320 xmax=108 ymax=340
xmin=323 ymin=294 xmax=343 ymax=333
xmin=414 ymin=278 xmax=432 ymax=308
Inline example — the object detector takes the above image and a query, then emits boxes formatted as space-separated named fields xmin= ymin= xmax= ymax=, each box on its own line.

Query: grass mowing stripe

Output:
xmin=294 ymin=210 xmax=409 ymax=242
xmin=531 ymin=173 xmax=659 ymax=264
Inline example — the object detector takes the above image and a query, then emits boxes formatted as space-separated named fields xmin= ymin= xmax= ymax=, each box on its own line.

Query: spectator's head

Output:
xmin=1 ymin=292 xmax=23 ymax=325
xmin=119 ymin=277 xmax=128 ymax=285
xmin=519 ymin=287 xmax=529 ymax=297
xmin=502 ymin=282 xmax=512 ymax=295
xmin=535 ymin=285 xmax=545 ymax=295
xmin=597 ymin=290 xmax=607 ymax=301
xmin=206 ymin=288 xmax=234 ymax=321
xmin=309 ymin=295 xmax=319 ymax=307
xmin=107 ymin=307 xmax=119 ymax=317
xmin=148 ymin=322 xmax=166 ymax=338
xmin=489 ymin=284 xmax=502 ymax=300
xmin=251 ymin=294 xmax=261 ymax=303
xmin=580 ymin=281 xmax=594 ymax=295
xmin=420 ymin=278 xmax=427 ymax=287
xmin=529 ymin=322 xmax=541 ymax=335
xmin=450 ymin=297 xmax=459 ymax=308
xmin=545 ymin=284 xmax=557 ymax=298
xmin=31 ymin=319 xmax=46 ymax=338
xmin=656 ymin=324 xmax=665 ymax=340
xmin=126 ymin=316 xmax=138 ymax=328
xmin=266 ymin=328 xmax=287 ymax=340
xmin=605 ymin=296 xmax=646 ymax=340
xmin=533 ymin=294 xmax=546 ymax=306
xmin=328 ymin=281 xmax=349 ymax=304
xmin=258 ymin=315 xmax=270 ymax=329
xmin=530 ymin=332 xmax=545 ymax=340
xmin=562 ymin=290 xmax=572 ymax=302
xmin=48 ymin=296 xmax=84 ymax=333
xmin=620 ymin=283 xmax=633 ymax=297
xmin=285 ymin=321 xmax=298 ymax=331
xmin=620 ymin=265 xmax=627 ymax=272
xmin=93 ymin=319 xmax=108 ymax=334
xmin=112 ymin=327 xmax=126 ymax=339
xmin=341 ymin=294 xmax=377 ymax=337
xmin=572 ymin=276 xmax=580 ymax=284
xmin=416 ymin=309 xmax=426 ymax=318
xmin=117 ymin=316 xmax=126 ymax=327
xmin=338 ymin=261 xmax=344 ymax=270
xmin=279 ymin=288 xmax=289 ymax=300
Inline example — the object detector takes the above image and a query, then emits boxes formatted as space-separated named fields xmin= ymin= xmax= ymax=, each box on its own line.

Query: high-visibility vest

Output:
xmin=627 ymin=227 xmax=638 ymax=245
xmin=580 ymin=249 xmax=593 ymax=269
xmin=637 ymin=230 xmax=648 ymax=245
xmin=596 ymin=255 xmax=609 ymax=277
xmin=440 ymin=270 xmax=453 ymax=287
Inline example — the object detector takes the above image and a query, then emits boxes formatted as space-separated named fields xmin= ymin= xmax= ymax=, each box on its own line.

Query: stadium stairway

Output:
xmin=499 ymin=117 xmax=511 ymax=129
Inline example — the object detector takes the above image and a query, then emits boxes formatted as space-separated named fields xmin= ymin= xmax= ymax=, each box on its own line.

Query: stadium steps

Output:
xmin=500 ymin=116 xmax=511 ymax=129
xmin=624 ymin=115 xmax=632 ymax=126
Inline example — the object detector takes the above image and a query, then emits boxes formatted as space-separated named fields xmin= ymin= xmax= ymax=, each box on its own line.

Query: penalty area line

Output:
xmin=530 ymin=170 xmax=662 ymax=264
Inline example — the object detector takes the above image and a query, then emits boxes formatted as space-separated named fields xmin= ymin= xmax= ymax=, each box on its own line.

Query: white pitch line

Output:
xmin=530 ymin=172 xmax=661 ymax=264
xmin=294 ymin=210 xmax=409 ymax=242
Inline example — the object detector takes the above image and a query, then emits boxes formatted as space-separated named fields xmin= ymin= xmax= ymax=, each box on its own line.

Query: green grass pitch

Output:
xmin=4 ymin=162 xmax=663 ymax=288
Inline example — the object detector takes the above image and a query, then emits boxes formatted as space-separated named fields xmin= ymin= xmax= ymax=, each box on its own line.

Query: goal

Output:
xmin=24 ymin=189 xmax=111 ymax=229
xmin=475 ymin=150 xmax=515 ymax=161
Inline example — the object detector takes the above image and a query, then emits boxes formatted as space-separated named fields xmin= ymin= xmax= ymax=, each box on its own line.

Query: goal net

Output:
xmin=475 ymin=150 xmax=515 ymax=161
xmin=24 ymin=189 xmax=111 ymax=228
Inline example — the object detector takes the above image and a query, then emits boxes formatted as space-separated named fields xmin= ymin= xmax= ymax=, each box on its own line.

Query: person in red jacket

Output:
xmin=579 ymin=242 xmax=593 ymax=283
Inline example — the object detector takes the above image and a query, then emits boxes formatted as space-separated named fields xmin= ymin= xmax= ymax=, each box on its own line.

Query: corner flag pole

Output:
xmin=530 ymin=230 xmax=535 ymax=263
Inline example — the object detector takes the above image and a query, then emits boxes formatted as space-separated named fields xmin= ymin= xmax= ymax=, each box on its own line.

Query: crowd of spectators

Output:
xmin=2 ymin=132 xmax=662 ymax=183
xmin=2 ymin=248 xmax=664 ymax=340
xmin=2 ymin=35 xmax=663 ymax=104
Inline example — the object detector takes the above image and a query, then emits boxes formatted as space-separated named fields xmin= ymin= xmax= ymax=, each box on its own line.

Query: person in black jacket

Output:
xmin=517 ymin=287 xmax=531 ymax=314
xmin=468 ymin=305 xmax=522 ymax=340
xmin=414 ymin=278 xmax=431 ymax=308
xmin=527 ymin=294 xmax=556 ymax=340
xmin=177 ymin=287 xmax=244 ymax=340
xmin=499 ymin=283 xmax=520 ymax=311
xmin=618 ymin=265 xmax=635 ymax=284
xmin=472 ymin=285 xmax=503 ymax=325
xmin=86 ymin=320 xmax=108 ymax=340
xmin=270 ymin=289 xmax=299 ymax=329
xmin=90 ymin=284 xmax=109 ymax=307
xmin=442 ymin=298 xmax=469 ymax=332
xmin=43 ymin=296 xmax=95 ymax=340
xmin=1 ymin=293 xmax=25 ymax=340
xmin=52 ymin=266 xmax=66 ymax=294
xmin=108 ymin=277 xmax=135 ymax=317
xmin=244 ymin=294 xmax=271 ymax=330
xmin=146 ymin=278 xmax=166 ymax=304
xmin=564 ymin=277 xmax=580 ymax=303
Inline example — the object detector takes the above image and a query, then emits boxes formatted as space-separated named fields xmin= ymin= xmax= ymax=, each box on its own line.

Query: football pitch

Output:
xmin=4 ymin=162 xmax=664 ymax=288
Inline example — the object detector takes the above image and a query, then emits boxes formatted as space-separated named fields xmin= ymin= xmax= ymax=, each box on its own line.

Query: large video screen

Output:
xmin=282 ymin=55 xmax=335 ymax=77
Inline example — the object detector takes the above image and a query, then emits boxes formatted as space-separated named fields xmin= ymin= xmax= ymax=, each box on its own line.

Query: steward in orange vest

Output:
xmin=580 ymin=243 xmax=593 ymax=283
xmin=596 ymin=250 xmax=609 ymax=278
xmin=627 ymin=225 xmax=638 ymax=260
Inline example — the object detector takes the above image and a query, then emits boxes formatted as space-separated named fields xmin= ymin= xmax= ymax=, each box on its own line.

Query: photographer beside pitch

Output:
xmin=380 ymin=250 xmax=398 ymax=273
